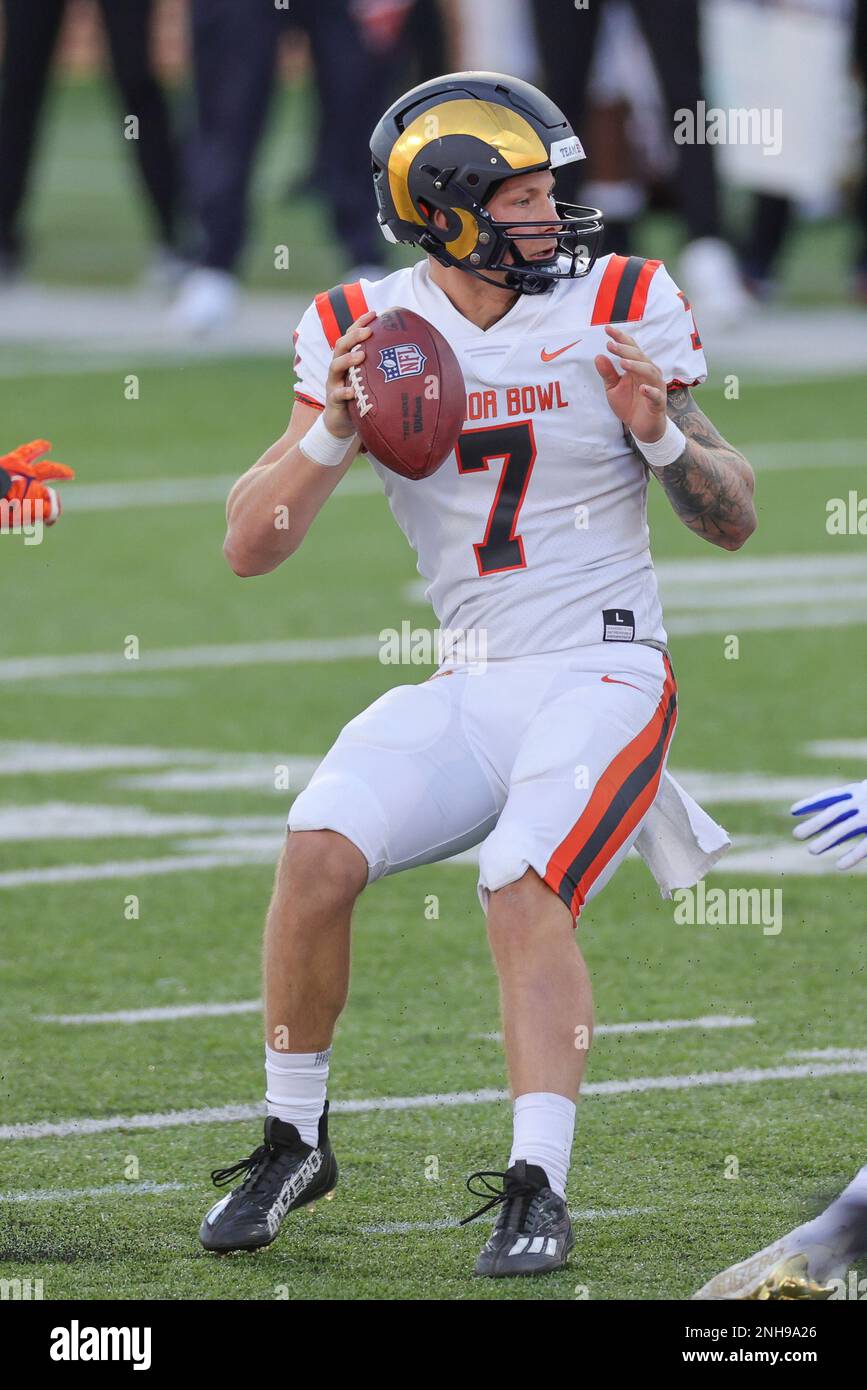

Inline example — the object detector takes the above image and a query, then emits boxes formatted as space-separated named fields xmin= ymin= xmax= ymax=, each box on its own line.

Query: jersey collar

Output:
xmin=412 ymin=259 xmax=550 ymax=342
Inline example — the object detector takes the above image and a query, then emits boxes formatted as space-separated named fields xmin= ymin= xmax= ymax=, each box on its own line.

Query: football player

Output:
xmin=692 ymin=779 xmax=867 ymax=1299
xmin=0 ymin=440 xmax=74 ymax=531
xmin=202 ymin=72 xmax=757 ymax=1276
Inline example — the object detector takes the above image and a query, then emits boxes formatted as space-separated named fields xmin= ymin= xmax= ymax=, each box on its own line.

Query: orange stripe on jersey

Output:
xmin=544 ymin=654 xmax=678 ymax=921
xmin=590 ymin=254 xmax=630 ymax=326
xmin=314 ymin=291 xmax=342 ymax=348
xmin=625 ymin=258 xmax=661 ymax=320
xmin=294 ymin=391 xmax=324 ymax=411
xmin=314 ymin=282 xmax=371 ymax=348
xmin=342 ymin=281 xmax=369 ymax=324
xmin=591 ymin=255 xmax=662 ymax=325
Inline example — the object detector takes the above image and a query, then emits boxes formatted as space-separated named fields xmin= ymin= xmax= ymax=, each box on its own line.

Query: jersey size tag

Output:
xmin=602 ymin=609 xmax=635 ymax=642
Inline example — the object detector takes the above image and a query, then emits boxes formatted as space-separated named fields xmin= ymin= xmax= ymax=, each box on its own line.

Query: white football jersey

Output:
xmin=292 ymin=254 xmax=707 ymax=660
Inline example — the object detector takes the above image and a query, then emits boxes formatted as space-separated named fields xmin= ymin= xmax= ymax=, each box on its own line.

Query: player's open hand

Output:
xmin=791 ymin=779 xmax=867 ymax=871
xmin=324 ymin=310 xmax=377 ymax=439
xmin=0 ymin=439 xmax=75 ymax=529
xmin=595 ymin=325 xmax=667 ymax=444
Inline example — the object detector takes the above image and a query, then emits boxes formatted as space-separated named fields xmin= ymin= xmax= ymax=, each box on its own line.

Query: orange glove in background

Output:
xmin=0 ymin=440 xmax=75 ymax=529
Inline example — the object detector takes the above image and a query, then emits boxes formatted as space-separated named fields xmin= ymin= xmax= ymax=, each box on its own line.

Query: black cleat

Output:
xmin=462 ymin=1160 xmax=574 ymax=1277
xmin=199 ymin=1103 xmax=337 ymax=1253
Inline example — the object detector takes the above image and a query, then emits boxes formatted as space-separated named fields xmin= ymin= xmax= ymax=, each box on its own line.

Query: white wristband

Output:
xmin=297 ymin=413 xmax=355 ymax=468
xmin=632 ymin=417 xmax=686 ymax=468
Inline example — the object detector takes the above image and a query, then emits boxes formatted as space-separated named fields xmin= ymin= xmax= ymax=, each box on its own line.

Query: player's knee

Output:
xmin=277 ymin=829 xmax=368 ymax=910
xmin=479 ymin=832 xmax=534 ymax=918
xmin=485 ymin=864 xmax=574 ymax=940
xmin=486 ymin=867 xmax=544 ymax=925
xmin=288 ymin=768 xmax=389 ymax=880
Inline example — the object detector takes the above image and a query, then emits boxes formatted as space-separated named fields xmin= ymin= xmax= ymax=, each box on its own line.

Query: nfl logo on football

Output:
xmin=378 ymin=343 xmax=428 ymax=381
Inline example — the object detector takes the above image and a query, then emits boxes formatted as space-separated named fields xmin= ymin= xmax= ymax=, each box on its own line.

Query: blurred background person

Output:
xmin=855 ymin=0 xmax=867 ymax=296
xmin=284 ymin=0 xmax=448 ymax=203
xmin=0 ymin=0 xmax=862 ymax=325
xmin=173 ymin=0 xmax=432 ymax=333
xmin=529 ymin=0 xmax=751 ymax=326
xmin=734 ymin=0 xmax=866 ymax=302
xmin=0 ymin=0 xmax=184 ymax=285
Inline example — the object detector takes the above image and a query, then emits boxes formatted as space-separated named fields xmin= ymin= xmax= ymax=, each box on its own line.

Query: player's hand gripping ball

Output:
xmin=346 ymin=307 xmax=465 ymax=480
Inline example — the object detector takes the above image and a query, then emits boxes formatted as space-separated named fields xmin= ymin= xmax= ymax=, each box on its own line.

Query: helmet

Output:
xmin=370 ymin=71 xmax=604 ymax=296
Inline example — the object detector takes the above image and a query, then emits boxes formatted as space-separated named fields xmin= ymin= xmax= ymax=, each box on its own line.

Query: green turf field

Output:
xmin=1 ymin=347 xmax=866 ymax=1301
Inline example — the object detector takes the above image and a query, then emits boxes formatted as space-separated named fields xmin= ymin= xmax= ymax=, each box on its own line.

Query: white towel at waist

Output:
xmin=635 ymin=771 xmax=731 ymax=898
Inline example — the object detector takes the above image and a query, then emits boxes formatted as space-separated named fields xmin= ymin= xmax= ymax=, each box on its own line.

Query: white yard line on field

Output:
xmin=673 ymin=772 xmax=836 ymax=805
xmin=0 ymin=740 xmax=839 ymax=806
xmin=667 ymin=607 xmax=865 ymax=636
xmin=0 ymin=1179 xmax=649 ymax=1228
xmin=38 ymin=1000 xmax=263 ymax=1025
xmin=47 ymin=442 xmax=867 ymax=515
xmin=35 ymin=1005 xmax=754 ymax=1031
xmin=805 ymin=739 xmax=867 ymax=761
xmin=64 ymin=469 xmax=380 ymax=513
xmin=118 ymin=766 xmax=316 ymax=793
xmin=3 ymin=1056 xmax=866 ymax=1141
xmin=745 ymin=440 xmax=866 ymax=471
xmin=0 ymin=851 xmax=276 ymax=889
xmin=0 ymin=803 xmax=280 ymax=842
xmin=787 ymin=1048 xmax=867 ymax=1060
xmin=0 ymin=742 xmax=318 ymax=791
xmin=361 ymin=1206 xmax=654 ymax=1235
xmin=718 ymin=839 xmax=867 ymax=875
xmin=474 ymin=1015 xmax=756 ymax=1042
xmin=404 ymin=554 xmax=867 ymax=634
xmin=0 ymin=739 xmax=845 ymax=808
xmin=4 ymin=551 xmax=867 ymax=688
xmin=0 ymin=1181 xmax=186 ymax=1204
xmin=0 ymin=829 xmax=854 ymax=890
xmin=406 ymin=553 xmax=867 ymax=607
xmin=0 ymin=636 xmax=378 ymax=683
xmin=0 ymin=741 xmax=218 ymax=774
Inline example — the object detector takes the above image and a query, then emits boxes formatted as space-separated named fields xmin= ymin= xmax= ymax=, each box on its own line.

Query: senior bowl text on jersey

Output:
xmin=204 ymin=70 xmax=757 ymax=1279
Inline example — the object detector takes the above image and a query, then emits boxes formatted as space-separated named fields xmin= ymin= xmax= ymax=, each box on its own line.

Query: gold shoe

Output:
xmin=692 ymin=1241 xmax=836 ymax=1300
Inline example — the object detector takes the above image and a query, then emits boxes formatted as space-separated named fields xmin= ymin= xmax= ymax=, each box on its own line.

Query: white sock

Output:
xmin=838 ymin=1163 xmax=867 ymax=1205
xmin=508 ymin=1091 xmax=576 ymax=1199
xmin=264 ymin=1045 xmax=330 ymax=1146
xmin=799 ymin=1163 xmax=867 ymax=1262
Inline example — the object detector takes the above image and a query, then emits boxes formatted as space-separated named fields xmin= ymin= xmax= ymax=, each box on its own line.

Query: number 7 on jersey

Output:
xmin=456 ymin=421 xmax=537 ymax=576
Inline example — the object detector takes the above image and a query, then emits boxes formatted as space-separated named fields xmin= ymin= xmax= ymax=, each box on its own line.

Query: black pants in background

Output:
xmin=531 ymin=0 xmax=721 ymax=253
xmin=0 ymin=0 xmax=179 ymax=259
xmin=188 ymin=0 xmax=411 ymax=273
xmin=854 ymin=0 xmax=867 ymax=271
xmin=186 ymin=0 xmax=282 ymax=273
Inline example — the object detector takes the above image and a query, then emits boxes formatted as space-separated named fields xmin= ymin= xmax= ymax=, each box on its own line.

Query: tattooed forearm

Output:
xmin=628 ymin=388 xmax=757 ymax=550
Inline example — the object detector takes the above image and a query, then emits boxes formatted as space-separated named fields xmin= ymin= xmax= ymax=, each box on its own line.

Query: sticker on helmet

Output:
xmin=378 ymin=344 xmax=428 ymax=381
xmin=549 ymin=136 xmax=586 ymax=168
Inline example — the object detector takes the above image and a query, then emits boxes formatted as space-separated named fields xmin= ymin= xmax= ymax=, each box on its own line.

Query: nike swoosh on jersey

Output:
xmin=601 ymin=674 xmax=642 ymax=691
xmin=540 ymin=339 xmax=582 ymax=362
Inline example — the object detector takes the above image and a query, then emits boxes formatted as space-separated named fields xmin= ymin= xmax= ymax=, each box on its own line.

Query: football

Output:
xmin=346 ymin=306 xmax=465 ymax=480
